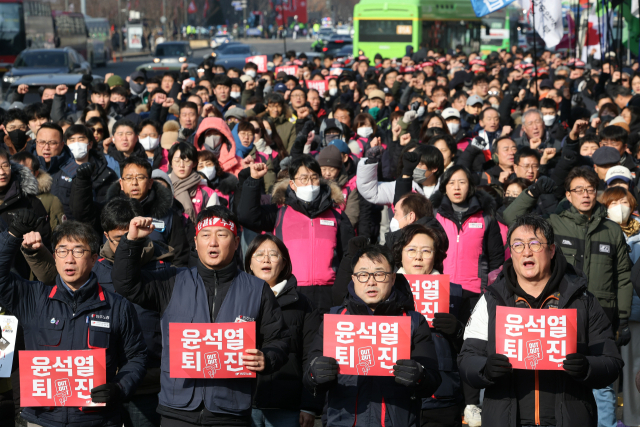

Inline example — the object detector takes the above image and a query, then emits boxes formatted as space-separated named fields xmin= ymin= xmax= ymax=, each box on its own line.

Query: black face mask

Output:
xmin=503 ymin=196 xmax=517 ymax=207
xmin=113 ymin=101 xmax=127 ymax=114
xmin=8 ymin=129 xmax=28 ymax=151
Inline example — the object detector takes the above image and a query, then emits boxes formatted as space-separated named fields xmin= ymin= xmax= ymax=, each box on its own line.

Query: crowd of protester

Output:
xmin=0 ymin=44 xmax=638 ymax=427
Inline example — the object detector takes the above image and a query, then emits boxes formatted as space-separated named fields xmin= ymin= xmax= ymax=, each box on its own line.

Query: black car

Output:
xmin=153 ymin=42 xmax=193 ymax=64
xmin=323 ymin=35 xmax=353 ymax=58
xmin=208 ymin=43 xmax=258 ymax=69
xmin=2 ymin=48 xmax=91 ymax=91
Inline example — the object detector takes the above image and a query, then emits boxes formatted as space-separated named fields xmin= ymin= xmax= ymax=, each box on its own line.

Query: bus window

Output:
xmin=359 ymin=20 xmax=413 ymax=43
xmin=422 ymin=21 xmax=479 ymax=52
xmin=0 ymin=3 xmax=26 ymax=56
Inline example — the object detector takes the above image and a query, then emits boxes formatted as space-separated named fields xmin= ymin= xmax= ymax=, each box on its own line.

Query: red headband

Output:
xmin=196 ymin=217 xmax=237 ymax=236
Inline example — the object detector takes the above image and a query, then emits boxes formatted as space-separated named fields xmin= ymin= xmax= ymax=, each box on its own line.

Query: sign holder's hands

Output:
xmin=393 ymin=359 xmax=425 ymax=387
xmin=127 ymin=217 xmax=155 ymax=240
xmin=431 ymin=312 xmax=460 ymax=336
xmin=483 ymin=354 xmax=512 ymax=381
xmin=307 ymin=356 xmax=338 ymax=386
xmin=299 ymin=411 xmax=315 ymax=427
xmin=242 ymin=349 xmax=265 ymax=372
xmin=90 ymin=383 xmax=122 ymax=404
xmin=562 ymin=353 xmax=589 ymax=379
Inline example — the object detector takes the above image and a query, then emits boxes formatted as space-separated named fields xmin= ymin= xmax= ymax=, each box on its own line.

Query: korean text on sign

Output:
xmin=245 ymin=55 xmax=267 ymax=73
xmin=323 ymin=314 xmax=411 ymax=376
xmin=495 ymin=306 xmax=577 ymax=370
xmin=306 ymin=80 xmax=328 ymax=95
xmin=275 ymin=65 xmax=298 ymax=76
xmin=405 ymin=275 xmax=450 ymax=327
xmin=19 ymin=349 xmax=106 ymax=407
xmin=169 ymin=322 xmax=256 ymax=379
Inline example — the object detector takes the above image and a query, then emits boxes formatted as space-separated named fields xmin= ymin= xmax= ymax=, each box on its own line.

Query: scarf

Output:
xmin=170 ymin=171 xmax=202 ymax=222
xmin=236 ymin=141 xmax=254 ymax=158
xmin=254 ymin=138 xmax=272 ymax=156
xmin=622 ymin=218 xmax=640 ymax=238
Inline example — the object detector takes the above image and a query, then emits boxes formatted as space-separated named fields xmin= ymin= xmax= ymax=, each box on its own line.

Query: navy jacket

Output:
xmin=0 ymin=232 xmax=147 ymax=427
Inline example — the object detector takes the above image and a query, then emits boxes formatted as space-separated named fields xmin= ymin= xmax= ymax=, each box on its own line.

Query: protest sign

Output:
xmin=306 ymin=79 xmax=328 ymax=94
xmin=0 ymin=316 xmax=18 ymax=377
xmin=405 ymin=275 xmax=450 ymax=327
xmin=245 ymin=55 xmax=268 ymax=73
xmin=275 ymin=65 xmax=298 ymax=76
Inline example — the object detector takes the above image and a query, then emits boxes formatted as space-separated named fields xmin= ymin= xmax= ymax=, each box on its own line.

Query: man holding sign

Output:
xmin=0 ymin=213 xmax=147 ymax=427
xmin=112 ymin=206 xmax=290 ymax=427
xmin=459 ymin=214 xmax=622 ymax=426
xmin=303 ymin=245 xmax=441 ymax=427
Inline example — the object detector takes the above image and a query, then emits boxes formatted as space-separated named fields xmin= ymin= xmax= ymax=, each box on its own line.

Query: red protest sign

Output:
xmin=406 ymin=274 xmax=450 ymax=327
xmin=323 ymin=314 xmax=411 ymax=376
xmin=306 ymin=79 xmax=327 ymax=94
xmin=329 ymin=68 xmax=344 ymax=76
xmin=245 ymin=55 xmax=267 ymax=73
xmin=495 ymin=306 xmax=577 ymax=370
xmin=19 ymin=349 xmax=106 ymax=407
xmin=275 ymin=65 xmax=298 ymax=76
xmin=169 ymin=322 xmax=256 ymax=379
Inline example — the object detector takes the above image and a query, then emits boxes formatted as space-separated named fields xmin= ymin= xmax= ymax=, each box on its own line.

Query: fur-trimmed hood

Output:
xmin=271 ymin=177 xmax=344 ymax=206
xmin=11 ymin=163 xmax=39 ymax=197
xmin=35 ymin=171 xmax=53 ymax=195
xmin=106 ymin=180 xmax=175 ymax=219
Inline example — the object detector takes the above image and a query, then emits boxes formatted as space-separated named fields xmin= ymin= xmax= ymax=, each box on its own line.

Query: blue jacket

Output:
xmin=0 ymin=231 xmax=147 ymax=427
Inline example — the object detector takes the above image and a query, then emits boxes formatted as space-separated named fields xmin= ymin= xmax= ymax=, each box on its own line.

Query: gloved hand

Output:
xmin=75 ymin=162 xmax=94 ymax=181
xmin=90 ymin=383 xmax=122 ymax=403
xmin=348 ymin=236 xmax=369 ymax=257
xmin=431 ymin=312 xmax=460 ymax=336
xmin=252 ymin=103 xmax=266 ymax=116
xmin=528 ymin=176 xmax=557 ymax=199
xmin=80 ymin=74 xmax=93 ymax=88
xmin=616 ymin=321 xmax=631 ymax=347
xmin=393 ymin=359 xmax=425 ymax=387
xmin=483 ymin=354 xmax=512 ymax=381
xmin=563 ymin=353 xmax=589 ymax=379
xmin=403 ymin=110 xmax=418 ymax=123
xmin=307 ymin=356 xmax=338 ymax=387
xmin=8 ymin=209 xmax=44 ymax=238
xmin=296 ymin=120 xmax=315 ymax=141
xmin=365 ymin=145 xmax=384 ymax=164
xmin=470 ymin=136 xmax=490 ymax=151
xmin=401 ymin=152 xmax=421 ymax=177
xmin=258 ymin=78 xmax=268 ymax=88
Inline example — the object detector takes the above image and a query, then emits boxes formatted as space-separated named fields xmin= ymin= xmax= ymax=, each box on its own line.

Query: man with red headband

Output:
xmin=112 ymin=205 xmax=291 ymax=427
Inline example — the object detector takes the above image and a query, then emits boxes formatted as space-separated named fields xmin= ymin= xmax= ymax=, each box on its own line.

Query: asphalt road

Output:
xmin=98 ymin=38 xmax=313 ymax=78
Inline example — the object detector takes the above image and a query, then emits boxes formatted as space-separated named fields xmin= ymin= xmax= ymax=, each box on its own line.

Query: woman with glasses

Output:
xmin=169 ymin=142 xmax=217 ymax=221
xmin=244 ymin=234 xmax=322 ymax=427
xmin=393 ymin=223 xmax=465 ymax=427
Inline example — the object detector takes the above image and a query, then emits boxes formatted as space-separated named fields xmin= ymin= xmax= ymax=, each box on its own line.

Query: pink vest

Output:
xmin=498 ymin=221 xmax=510 ymax=260
xmin=275 ymin=206 xmax=340 ymax=287
xmin=436 ymin=211 xmax=487 ymax=294
xmin=158 ymin=149 xmax=169 ymax=173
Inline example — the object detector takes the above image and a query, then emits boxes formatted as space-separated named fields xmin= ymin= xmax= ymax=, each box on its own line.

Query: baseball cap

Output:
xmin=466 ymin=94 xmax=483 ymax=106
xmin=106 ymin=75 xmax=125 ymax=88
xmin=327 ymin=139 xmax=350 ymax=154
xmin=441 ymin=107 xmax=461 ymax=120
xmin=273 ymin=82 xmax=287 ymax=93
xmin=605 ymin=165 xmax=632 ymax=185
xmin=317 ymin=145 xmax=343 ymax=168
xmin=368 ymin=89 xmax=385 ymax=101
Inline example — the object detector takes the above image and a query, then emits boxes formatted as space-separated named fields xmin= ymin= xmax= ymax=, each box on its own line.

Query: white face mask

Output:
xmin=205 ymin=134 xmax=221 ymax=150
xmin=447 ymin=122 xmax=460 ymax=134
xmin=491 ymin=104 xmax=500 ymax=109
xmin=357 ymin=126 xmax=373 ymax=138
xmin=295 ymin=184 xmax=321 ymax=202
xmin=230 ymin=91 xmax=241 ymax=99
xmin=389 ymin=217 xmax=400 ymax=232
xmin=608 ymin=204 xmax=632 ymax=224
xmin=199 ymin=166 xmax=216 ymax=180
xmin=543 ymin=115 xmax=556 ymax=126
xmin=69 ymin=142 xmax=88 ymax=160
xmin=245 ymin=70 xmax=257 ymax=78
xmin=329 ymin=87 xmax=338 ymax=96
xmin=139 ymin=136 xmax=160 ymax=151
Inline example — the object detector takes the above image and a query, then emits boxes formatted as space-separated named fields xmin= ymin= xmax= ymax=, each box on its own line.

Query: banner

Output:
xmin=275 ymin=65 xmax=298 ymax=76
xmin=306 ymin=79 xmax=327 ymax=94
xmin=521 ymin=0 xmax=564 ymax=48
xmin=0 ymin=316 xmax=17 ymax=378
xmin=406 ymin=275 xmax=450 ymax=327
xmin=169 ymin=323 xmax=256 ymax=379
xmin=495 ymin=306 xmax=577 ymax=370
xmin=246 ymin=55 xmax=268 ymax=73
xmin=323 ymin=314 xmax=411 ymax=376
xmin=19 ymin=350 xmax=107 ymax=407
xmin=329 ymin=68 xmax=344 ymax=76
xmin=470 ymin=0 xmax=517 ymax=17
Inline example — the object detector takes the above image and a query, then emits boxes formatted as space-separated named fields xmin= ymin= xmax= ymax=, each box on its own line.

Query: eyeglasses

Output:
xmin=36 ymin=140 xmax=60 ymax=148
xmin=569 ymin=187 xmax=596 ymax=195
xmin=91 ymin=127 xmax=104 ymax=134
xmin=517 ymin=163 xmax=540 ymax=170
xmin=294 ymin=174 xmax=320 ymax=185
xmin=353 ymin=271 xmax=393 ymax=283
xmin=510 ymin=241 xmax=547 ymax=254
xmin=122 ymin=175 xmax=149 ymax=183
xmin=252 ymin=251 xmax=281 ymax=262
xmin=0 ymin=163 xmax=10 ymax=171
xmin=173 ymin=158 xmax=193 ymax=166
xmin=403 ymin=248 xmax=434 ymax=259
xmin=55 ymin=247 xmax=91 ymax=258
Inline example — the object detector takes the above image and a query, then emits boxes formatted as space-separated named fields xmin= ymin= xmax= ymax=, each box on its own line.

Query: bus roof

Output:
xmin=354 ymin=0 xmax=479 ymax=20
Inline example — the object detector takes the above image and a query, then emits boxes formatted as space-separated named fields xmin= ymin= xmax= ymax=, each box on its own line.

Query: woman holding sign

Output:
xmin=394 ymin=223 xmax=465 ymax=426
xmin=245 ymin=234 xmax=322 ymax=427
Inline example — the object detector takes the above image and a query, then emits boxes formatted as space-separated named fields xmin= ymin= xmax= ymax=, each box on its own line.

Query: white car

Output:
xmin=335 ymin=25 xmax=351 ymax=36
xmin=210 ymin=34 xmax=233 ymax=49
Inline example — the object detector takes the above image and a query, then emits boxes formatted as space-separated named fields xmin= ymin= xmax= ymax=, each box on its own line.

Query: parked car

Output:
xmin=208 ymin=43 xmax=258 ymax=69
xmin=153 ymin=42 xmax=193 ymax=63
xmin=323 ymin=35 xmax=353 ymax=58
xmin=210 ymin=33 xmax=233 ymax=49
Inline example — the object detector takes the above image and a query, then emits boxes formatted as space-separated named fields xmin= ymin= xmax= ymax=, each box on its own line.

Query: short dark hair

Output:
xmin=472 ymin=74 xmax=489 ymax=85
xmin=52 ymin=220 xmax=100 ymax=255
xmin=111 ymin=86 xmax=129 ymax=98
xmin=136 ymin=119 xmax=162 ymax=135
xmin=36 ymin=122 xmax=63 ymax=140
xmin=265 ymin=92 xmax=285 ymax=107
xmin=506 ymin=214 xmax=555 ymax=249
xmin=515 ymin=147 xmax=541 ymax=165
xmin=121 ymin=156 xmax=152 ymax=178
xmin=11 ymin=150 xmax=39 ymax=173
xmin=288 ymin=154 xmax=321 ymax=180
xmin=196 ymin=205 xmax=238 ymax=227
xmin=428 ymin=134 xmax=457 ymax=161
xmin=414 ymin=144 xmax=445 ymax=179
xmin=503 ymin=177 xmax=531 ymax=193
xmin=610 ymin=85 xmax=632 ymax=98
xmin=539 ymin=98 xmax=557 ymax=110
xmin=101 ymin=198 xmax=145 ymax=232
xmin=237 ymin=120 xmax=254 ymax=134
xmin=91 ymin=82 xmax=111 ymax=96
xmin=479 ymin=107 xmax=499 ymax=122
xmin=397 ymin=192 xmax=433 ymax=219
xmin=244 ymin=234 xmax=292 ymax=283
xmin=564 ymin=166 xmax=599 ymax=191
xmin=179 ymin=101 xmax=198 ymax=115
xmin=3 ymin=109 xmax=28 ymax=127
xmin=392 ymin=223 xmax=448 ymax=273
xmin=600 ymin=125 xmax=628 ymax=146
xmin=438 ymin=165 xmax=475 ymax=198
xmin=63 ymin=124 xmax=95 ymax=145
xmin=24 ymin=103 xmax=51 ymax=121
xmin=213 ymin=74 xmax=232 ymax=88
xmin=350 ymin=244 xmax=394 ymax=274
xmin=169 ymin=142 xmax=198 ymax=165
xmin=113 ymin=118 xmax=136 ymax=135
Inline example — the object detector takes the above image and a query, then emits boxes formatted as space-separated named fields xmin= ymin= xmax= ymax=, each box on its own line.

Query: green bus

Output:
xmin=353 ymin=0 xmax=515 ymax=60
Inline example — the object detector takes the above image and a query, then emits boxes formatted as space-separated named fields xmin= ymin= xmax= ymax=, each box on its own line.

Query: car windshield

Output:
xmin=155 ymin=44 xmax=187 ymax=57
xmin=14 ymin=52 xmax=68 ymax=68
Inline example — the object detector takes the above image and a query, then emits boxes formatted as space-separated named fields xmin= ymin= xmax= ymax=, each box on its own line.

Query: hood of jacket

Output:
xmin=11 ymin=163 xmax=39 ymax=197
xmin=319 ymin=118 xmax=345 ymax=145
xmin=36 ymin=170 xmax=53 ymax=195
xmin=106 ymin=180 xmax=175 ymax=219
xmin=342 ymin=274 xmax=415 ymax=315
xmin=193 ymin=117 xmax=239 ymax=173
xmin=271 ymin=177 xmax=344 ymax=216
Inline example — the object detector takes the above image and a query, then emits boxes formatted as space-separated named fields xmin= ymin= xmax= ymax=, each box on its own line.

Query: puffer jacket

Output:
xmin=435 ymin=190 xmax=505 ymax=294
xmin=34 ymin=171 xmax=65 ymax=231
xmin=356 ymin=159 xmax=426 ymax=207
xmin=503 ymin=193 xmax=633 ymax=323
xmin=193 ymin=117 xmax=242 ymax=176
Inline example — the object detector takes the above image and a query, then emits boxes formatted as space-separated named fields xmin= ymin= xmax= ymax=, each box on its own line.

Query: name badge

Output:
xmin=469 ymin=223 xmax=483 ymax=229
xmin=152 ymin=219 xmax=165 ymax=231
xmin=320 ymin=220 xmax=335 ymax=227
xmin=90 ymin=320 xmax=110 ymax=328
